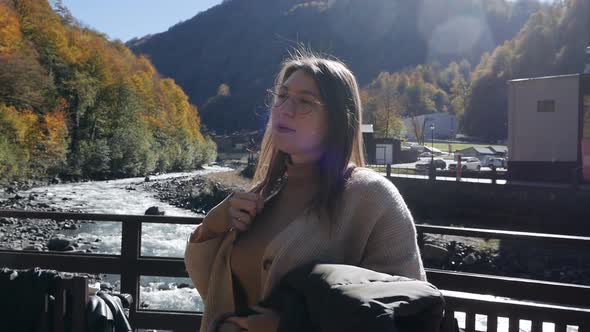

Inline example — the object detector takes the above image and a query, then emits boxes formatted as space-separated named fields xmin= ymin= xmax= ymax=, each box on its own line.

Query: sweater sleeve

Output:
xmin=358 ymin=175 xmax=426 ymax=281
xmin=184 ymin=232 xmax=224 ymax=301
xmin=183 ymin=195 xmax=231 ymax=301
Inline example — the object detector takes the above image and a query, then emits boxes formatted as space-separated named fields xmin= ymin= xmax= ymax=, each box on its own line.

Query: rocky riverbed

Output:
xmin=422 ymin=235 xmax=590 ymax=285
xmin=2 ymin=168 xmax=588 ymax=293
xmin=0 ymin=191 xmax=97 ymax=252
xmin=143 ymin=175 xmax=240 ymax=215
xmin=0 ymin=167 xmax=235 ymax=254
xmin=0 ymin=167 xmax=233 ymax=311
xmin=140 ymin=171 xmax=590 ymax=286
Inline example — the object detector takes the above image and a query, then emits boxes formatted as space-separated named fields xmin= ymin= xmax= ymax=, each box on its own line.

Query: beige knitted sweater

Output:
xmin=184 ymin=167 xmax=426 ymax=331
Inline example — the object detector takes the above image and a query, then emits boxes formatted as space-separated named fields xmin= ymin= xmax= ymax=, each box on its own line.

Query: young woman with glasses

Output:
xmin=185 ymin=52 xmax=425 ymax=332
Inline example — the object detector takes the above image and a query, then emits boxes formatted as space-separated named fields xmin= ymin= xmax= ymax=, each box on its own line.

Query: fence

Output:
xmin=0 ymin=209 xmax=589 ymax=331
xmin=419 ymin=225 xmax=590 ymax=331
xmin=367 ymin=163 xmax=509 ymax=184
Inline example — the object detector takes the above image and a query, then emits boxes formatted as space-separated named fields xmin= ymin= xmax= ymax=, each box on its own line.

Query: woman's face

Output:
xmin=271 ymin=69 xmax=328 ymax=164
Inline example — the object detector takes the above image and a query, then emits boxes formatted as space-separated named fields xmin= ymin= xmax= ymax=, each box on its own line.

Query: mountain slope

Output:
xmin=463 ymin=0 xmax=589 ymax=140
xmin=129 ymin=0 xmax=543 ymax=133
xmin=0 ymin=0 xmax=216 ymax=182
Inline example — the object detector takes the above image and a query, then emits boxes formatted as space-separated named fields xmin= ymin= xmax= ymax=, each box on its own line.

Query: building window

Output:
xmin=537 ymin=100 xmax=555 ymax=113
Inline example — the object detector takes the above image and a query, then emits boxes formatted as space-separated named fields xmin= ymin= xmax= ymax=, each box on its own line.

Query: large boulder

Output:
xmin=145 ymin=206 xmax=165 ymax=215
xmin=422 ymin=244 xmax=449 ymax=265
xmin=47 ymin=237 xmax=74 ymax=251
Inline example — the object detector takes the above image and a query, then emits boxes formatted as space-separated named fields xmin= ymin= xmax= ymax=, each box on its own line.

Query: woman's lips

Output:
xmin=276 ymin=125 xmax=295 ymax=133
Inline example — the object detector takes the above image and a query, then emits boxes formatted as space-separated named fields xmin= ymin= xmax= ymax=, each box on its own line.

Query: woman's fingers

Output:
xmin=229 ymin=207 xmax=252 ymax=231
xmin=227 ymin=192 xmax=264 ymax=232
xmin=229 ymin=194 xmax=258 ymax=217
xmin=229 ymin=206 xmax=251 ymax=223
xmin=230 ymin=193 xmax=263 ymax=217
xmin=256 ymin=194 xmax=264 ymax=213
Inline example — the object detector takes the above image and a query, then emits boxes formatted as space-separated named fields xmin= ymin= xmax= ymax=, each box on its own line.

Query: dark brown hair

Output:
xmin=253 ymin=51 xmax=365 ymax=216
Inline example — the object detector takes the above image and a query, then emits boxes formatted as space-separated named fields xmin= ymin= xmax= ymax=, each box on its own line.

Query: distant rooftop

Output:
xmin=457 ymin=146 xmax=495 ymax=154
xmin=488 ymin=145 xmax=508 ymax=153
xmin=473 ymin=147 xmax=495 ymax=154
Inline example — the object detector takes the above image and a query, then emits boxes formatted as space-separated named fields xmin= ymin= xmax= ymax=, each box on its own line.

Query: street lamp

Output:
xmin=429 ymin=123 xmax=435 ymax=180
xmin=430 ymin=124 xmax=435 ymax=163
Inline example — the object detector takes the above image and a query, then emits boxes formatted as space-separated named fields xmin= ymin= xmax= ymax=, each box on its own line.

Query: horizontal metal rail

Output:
xmin=0 ymin=209 xmax=204 ymax=331
xmin=0 ymin=209 xmax=201 ymax=224
xmin=1 ymin=209 xmax=589 ymax=331
xmin=417 ymin=224 xmax=590 ymax=250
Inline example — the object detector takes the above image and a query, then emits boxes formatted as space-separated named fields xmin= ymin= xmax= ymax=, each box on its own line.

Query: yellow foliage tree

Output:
xmin=0 ymin=0 xmax=212 ymax=182
xmin=0 ymin=4 xmax=23 ymax=54
xmin=42 ymin=99 xmax=69 ymax=163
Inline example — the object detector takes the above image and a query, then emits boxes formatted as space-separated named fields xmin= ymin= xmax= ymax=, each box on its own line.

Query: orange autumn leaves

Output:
xmin=0 ymin=103 xmax=68 ymax=178
xmin=0 ymin=0 xmax=215 ymax=182
xmin=0 ymin=4 xmax=22 ymax=54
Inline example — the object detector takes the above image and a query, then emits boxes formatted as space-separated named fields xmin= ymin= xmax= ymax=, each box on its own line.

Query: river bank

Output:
xmin=143 ymin=170 xmax=250 ymax=214
xmin=0 ymin=191 xmax=97 ymax=251
xmin=135 ymin=170 xmax=590 ymax=286
xmin=0 ymin=166 xmax=234 ymax=311
xmin=1 ymin=168 xmax=588 ymax=313
xmin=0 ymin=166 xmax=235 ymax=254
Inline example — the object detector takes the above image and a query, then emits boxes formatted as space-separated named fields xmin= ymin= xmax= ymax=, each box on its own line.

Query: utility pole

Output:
xmin=385 ymin=91 xmax=391 ymax=137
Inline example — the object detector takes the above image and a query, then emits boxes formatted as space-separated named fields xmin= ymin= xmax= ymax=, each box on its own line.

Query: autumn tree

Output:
xmin=0 ymin=0 xmax=215 ymax=183
xmin=363 ymin=65 xmax=454 ymax=144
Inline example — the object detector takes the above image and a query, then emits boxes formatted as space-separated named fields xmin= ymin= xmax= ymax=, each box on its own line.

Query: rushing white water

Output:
xmin=6 ymin=168 xmax=582 ymax=329
xmin=14 ymin=166 xmax=233 ymax=312
xmin=18 ymin=166 xmax=232 ymax=256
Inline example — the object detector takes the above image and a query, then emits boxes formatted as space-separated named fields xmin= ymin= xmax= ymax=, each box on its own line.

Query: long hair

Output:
xmin=252 ymin=51 xmax=365 ymax=216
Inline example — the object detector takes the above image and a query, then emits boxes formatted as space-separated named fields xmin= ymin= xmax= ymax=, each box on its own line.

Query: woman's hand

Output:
xmin=190 ymin=192 xmax=263 ymax=242
xmin=227 ymin=192 xmax=264 ymax=232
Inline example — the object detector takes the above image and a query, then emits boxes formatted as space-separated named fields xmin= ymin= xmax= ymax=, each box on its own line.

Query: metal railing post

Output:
xmin=121 ymin=218 xmax=141 ymax=326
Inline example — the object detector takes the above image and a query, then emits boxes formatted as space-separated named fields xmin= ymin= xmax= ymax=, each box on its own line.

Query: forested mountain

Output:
xmin=463 ymin=0 xmax=589 ymax=140
xmin=129 ymin=0 xmax=543 ymax=134
xmin=0 ymin=0 xmax=216 ymax=183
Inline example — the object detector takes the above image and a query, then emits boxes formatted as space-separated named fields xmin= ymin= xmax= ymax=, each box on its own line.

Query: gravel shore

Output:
xmin=1 ymin=171 xmax=588 ymax=286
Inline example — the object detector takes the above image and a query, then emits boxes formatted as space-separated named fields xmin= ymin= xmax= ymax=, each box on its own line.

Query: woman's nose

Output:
xmin=277 ymin=97 xmax=296 ymax=117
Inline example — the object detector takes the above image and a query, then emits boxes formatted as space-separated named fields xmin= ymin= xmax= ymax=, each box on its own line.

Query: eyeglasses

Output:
xmin=266 ymin=86 xmax=324 ymax=116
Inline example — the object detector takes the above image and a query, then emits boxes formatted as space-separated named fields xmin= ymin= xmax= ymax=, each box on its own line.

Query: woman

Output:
xmin=184 ymin=52 xmax=425 ymax=332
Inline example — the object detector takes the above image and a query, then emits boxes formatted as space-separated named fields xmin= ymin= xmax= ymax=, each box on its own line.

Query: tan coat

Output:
xmin=184 ymin=168 xmax=426 ymax=331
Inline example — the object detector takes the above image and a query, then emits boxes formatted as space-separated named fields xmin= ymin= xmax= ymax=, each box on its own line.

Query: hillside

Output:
xmin=129 ymin=0 xmax=543 ymax=134
xmin=0 ymin=0 xmax=216 ymax=183
xmin=463 ymin=0 xmax=589 ymax=140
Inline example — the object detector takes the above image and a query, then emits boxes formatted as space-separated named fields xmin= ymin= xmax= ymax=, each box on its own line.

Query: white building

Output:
xmin=403 ymin=113 xmax=458 ymax=141
xmin=507 ymin=73 xmax=590 ymax=183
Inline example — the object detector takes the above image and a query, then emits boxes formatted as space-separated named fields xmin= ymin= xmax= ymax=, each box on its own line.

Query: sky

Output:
xmin=60 ymin=1 xmax=222 ymax=42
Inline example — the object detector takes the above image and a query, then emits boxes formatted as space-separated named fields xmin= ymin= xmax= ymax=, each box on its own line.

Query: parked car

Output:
xmin=418 ymin=151 xmax=450 ymax=159
xmin=448 ymin=157 xmax=481 ymax=171
xmin=481 ymin=156 xmax=506 ymax=168
xmin=415 ymin=158 xmax=446 ymax=171
xmin=418 ymin=152 xmax=434 ymax=159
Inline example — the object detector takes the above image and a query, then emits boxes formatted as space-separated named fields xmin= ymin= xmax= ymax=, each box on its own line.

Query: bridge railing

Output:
xmin=0 ymin=209 xmax=589 ymax=331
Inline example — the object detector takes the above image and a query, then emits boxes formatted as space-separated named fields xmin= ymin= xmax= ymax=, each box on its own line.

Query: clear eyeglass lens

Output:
xmin=268 ymin=89 xmax=318 ymax=115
